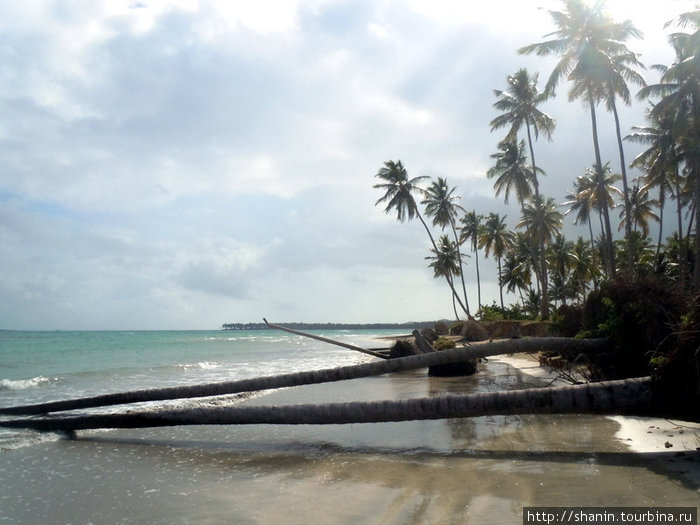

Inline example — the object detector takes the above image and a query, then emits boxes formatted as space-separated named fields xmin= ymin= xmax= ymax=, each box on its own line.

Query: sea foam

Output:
xmin=0 ymin=376 xmax=56 ymax=391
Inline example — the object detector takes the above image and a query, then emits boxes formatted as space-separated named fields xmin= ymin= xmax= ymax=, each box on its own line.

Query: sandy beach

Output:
xmin=1 ymin=346 xmax=697 ymax=524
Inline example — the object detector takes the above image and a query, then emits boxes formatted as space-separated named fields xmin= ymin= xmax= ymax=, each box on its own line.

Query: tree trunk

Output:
xmin=474 ymin=246 xmax=482 ymax=311
xmin=450 ymin=219 xmax=471 ymax=319
xmin=0 ymin=338 xmax=607 ymax=416
xmin=2 ymin=377 xmax=690 ymax=432
xmin=611 ymin=98 xmax=634 ymax=274
xmin=589 ymin=97 xmax=616 ymax=277
xmin=497 ymin=257 xmax=505 ymax=309
xmin=263 ymin=319 xmax=388 ymax=359
xmin=525 ymin=117 xmax=549 ymax=320
xmin=417 ymin=210 xmax=471 ymax=318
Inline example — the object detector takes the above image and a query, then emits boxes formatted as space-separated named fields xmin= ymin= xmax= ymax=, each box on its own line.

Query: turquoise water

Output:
xmin=0 ymin=329 xmax=402 ymax=449
xmin=1 ymin=330 xmax=698 ymax=523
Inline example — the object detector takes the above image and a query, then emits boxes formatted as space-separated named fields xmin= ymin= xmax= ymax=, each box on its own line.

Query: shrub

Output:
xmin=581 ymin=276 xmax=685 ymax=379
xmin=551 ymin=304 xmax=584 ymax=337
xmin=433 ymin=336 xmax=456 ymax=350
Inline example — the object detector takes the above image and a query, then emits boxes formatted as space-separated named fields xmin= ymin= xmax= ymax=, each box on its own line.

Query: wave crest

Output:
xmin=0 ymin=376 xmax=56 ymax=391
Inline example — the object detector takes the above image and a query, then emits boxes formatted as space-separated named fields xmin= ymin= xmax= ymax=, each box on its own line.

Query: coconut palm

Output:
xmin=479 ymin=213 xmax=515 ymax=309
xmin=519 ymin=0 xmax=642 ymax=275
xmin=426 ymin=235 xmax=464 ymax=320
xmin=626 ymin=107 xmax=683 ymax=260
xmin=603 ymin=50 xmax=646 ymax=257
xmin=423 ymin=178 xmax=471 ymax=317
xmin=500 ymin=251 xmax=531 ymax=306
xmin=516 ymin=196 xmax=563 ymax=316
xmin=490 ymin=68 xmax=555 ymax=198
xmin=459 ymin=210 xmax=484 ymax=310
xmin=572 ymin=163 xmax=622 ymax=274
xmin=570 ymin=237 xmax=599 ymax=302
xmin=618 ymin=184 xmax=659 ymax=239
xmin=3 ymin=376 xmax=673 ymax=431
xmin=487 ymin=140 xmax=537 ymax=209
xmin=0 ymin=338 xmax=608 ymax=418
xmin=638 ymin=10 xmax=700 ymax=285
xmin=564 ymin=175 xmax=598 ymax=247
xmin=374 ymin=160 xmax=470 ymax=316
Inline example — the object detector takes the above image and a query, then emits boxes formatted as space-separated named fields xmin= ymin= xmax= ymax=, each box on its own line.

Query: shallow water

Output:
xmin=0 ymin=331 xmax=698 ymax=523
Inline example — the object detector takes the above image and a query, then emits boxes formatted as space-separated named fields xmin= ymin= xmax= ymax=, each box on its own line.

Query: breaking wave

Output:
xmin=0 ymin=376 xmax=57 ymax=391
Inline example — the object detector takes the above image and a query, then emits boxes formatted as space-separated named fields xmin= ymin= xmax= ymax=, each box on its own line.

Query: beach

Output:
xmin=0 ymin=330 xmax=698 ymax=524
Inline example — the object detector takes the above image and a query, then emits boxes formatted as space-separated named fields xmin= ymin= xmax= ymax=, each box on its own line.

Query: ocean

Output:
xmin=0 ymin=329 xmax=697 ymax=524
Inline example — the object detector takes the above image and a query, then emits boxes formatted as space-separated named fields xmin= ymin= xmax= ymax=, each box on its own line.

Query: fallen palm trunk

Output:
xmin=0 ymin=377 xmax=680 ymax=432
xmin=263 ymin=319 xmax=389 ymax=359
xmin=0 ymin=337 xmax=606 ymax=416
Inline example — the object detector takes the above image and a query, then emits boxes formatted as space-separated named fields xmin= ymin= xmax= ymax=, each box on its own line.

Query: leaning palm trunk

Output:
xmin=450 ymin=218 xmax=472 ymax=319
xmin=0 ymin=338 xmax=606 ymax=416
xmin=1 ymin=377 xmax=681 ymax=432
xmin=417 ymin=210 xmax=470 ymax=317
xmin=262 ymin=319 xmax=387 ymax=359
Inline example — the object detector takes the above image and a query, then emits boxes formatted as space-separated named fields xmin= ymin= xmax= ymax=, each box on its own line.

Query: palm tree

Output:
xmin=618 ymin=184 xmax=659 ymax=240
xmin=516 ymin=196 xmax=563 ymax=317
xmin=423 ymin=178 xmax=471 ymax=317
xmin=486 ymin=140 xmax=537 ymax=208
xmin=519 ymin=0 xmax=643 ymax=275
xmin=426 ymin=235 xmax=464 ymax=320
xmin=459 ymin=211 xmax=484 ymax=310
xmin=490 ymin=68 xmax=555 ymax=199
xmin=479 ymin=213 xmax=515 ymax=309
xmin=571 ymin=164 xmax=622 ymax=274
xmin=5 ymin=378 xmax=673 ymax=431
xmin=564 ymin=174 xmax=598 ymax=247
xmin=570 ymin=237 xmax=599 ymax=302
xmin=638 ymin=10 xmax=700 ymax=286
xmin=603 ymin=51 xmax=646 ymax=259
xmin=500 ymin=251 xmax=530 ymax=306
xmin=0 ymin=338 xmax=608 ymax=418
xmin=626 ymin=107 xmax=682 ymax=261
xmin=374 ymin=160 xmax=470 ymax=316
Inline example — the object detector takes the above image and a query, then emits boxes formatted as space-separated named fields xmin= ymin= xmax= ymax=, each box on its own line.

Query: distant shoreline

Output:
xmin=221 ymin=321 xmax=442 ymax=331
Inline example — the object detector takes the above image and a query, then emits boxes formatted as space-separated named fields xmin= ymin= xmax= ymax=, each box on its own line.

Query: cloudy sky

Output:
xmin=0 ymin=0 xmax=695 ymax=330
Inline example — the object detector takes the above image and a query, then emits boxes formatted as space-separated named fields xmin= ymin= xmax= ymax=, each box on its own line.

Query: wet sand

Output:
xmin=1 ymin=357 xmax=698 ymax=524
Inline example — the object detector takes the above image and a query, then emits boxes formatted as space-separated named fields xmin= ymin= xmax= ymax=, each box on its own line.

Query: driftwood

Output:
xmin=0 ymin=337 xmax=606 ymax=416
xmin=1 ymin=377 xmax=681 ymax=432
xmin=263 ymin=318 xmax=389 ymax=359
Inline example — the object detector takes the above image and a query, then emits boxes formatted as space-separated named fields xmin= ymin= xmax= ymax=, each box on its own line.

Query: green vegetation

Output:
xmin=373 ymin=1 xmax=699 ymax=322
xmin=373 ymin=2 xmax=699 ymax=397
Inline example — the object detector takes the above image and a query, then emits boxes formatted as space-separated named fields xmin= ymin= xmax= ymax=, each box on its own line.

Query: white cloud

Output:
xmin=0 ymin=0 xmax=696 ymax=329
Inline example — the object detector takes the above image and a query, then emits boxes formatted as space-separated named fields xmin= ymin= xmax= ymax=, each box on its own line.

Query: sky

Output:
xmin=0 ymin=0 xmax=696 ymax=330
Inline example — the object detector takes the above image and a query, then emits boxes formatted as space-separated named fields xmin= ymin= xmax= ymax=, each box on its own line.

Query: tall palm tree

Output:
xmin=479 ymin=213 xmax=515 ymax=309
xmin=490 ymin=68 xmax=555 ymax=199
xmin=486 ymin=140 xmax=548 ymax=315
xmin=459 ymin=210 xmax=484 ymax=310
xmin=618 ymin=185 xmax=659 ymax=239
xmin=423 ymin=178 xmax=471 ymax=317
xmin=519 ymin=0 xmax=642 ymax=275
xmin=426 ymin=235 xmax=464 ymax=320
xmin=486 ymin=140 xmax=537 ymax=208
xmin=500 ymin=251 xmax=531 ymax=306
xmin=571 ymin=164 xmax=622 ymax=275
xmin=638 ymin=10 xmax=700 ymax=286
xmin=570 ymin=237 xmax=599 ymax=303
xmin=603 ymin=50 xmax=646 ymax=258
xmin=491 ymin=68 xmax=555 ymax=320
xmin=626 ymin=107 xmax=682 ymax=260
xmin=374 ymin=160 xmax=470 ymax=316
xmin=516 ymin=196 xmax=563 ymax=317
xmin=564 ymin=174 xmax=598 ymax=247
